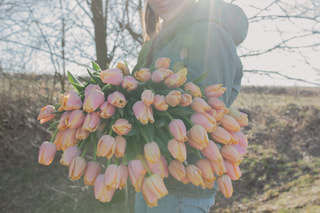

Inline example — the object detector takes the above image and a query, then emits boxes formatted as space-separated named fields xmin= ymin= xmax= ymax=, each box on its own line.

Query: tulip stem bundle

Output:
xmin=37 ymin=58 xmax=249 ymax=206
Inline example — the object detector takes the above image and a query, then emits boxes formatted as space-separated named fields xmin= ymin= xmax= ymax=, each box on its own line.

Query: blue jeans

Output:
xmin=135 ymin=192 xmax=215 ymax=213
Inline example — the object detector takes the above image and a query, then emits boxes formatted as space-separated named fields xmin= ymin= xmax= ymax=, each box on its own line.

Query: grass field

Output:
xmin=0 ymin=76 xmax=319 ymax=213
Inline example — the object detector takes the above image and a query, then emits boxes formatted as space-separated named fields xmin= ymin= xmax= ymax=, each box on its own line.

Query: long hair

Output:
xmin=142 ymin=3 xmax=161 ymax=42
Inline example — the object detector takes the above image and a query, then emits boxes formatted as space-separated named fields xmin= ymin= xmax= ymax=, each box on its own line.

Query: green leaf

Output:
xmin=78 ymin=76 xmax=92 ymax=84
xmin=92 ymin=61 xmax=101 ymax=71
xmin=70 ymin=82 xmax=84 ymax=92
xmin=144 ymin=124 xmax=155 ymax=141
xmin=68 ymin=71 xmax=83 ymax=92
xmin=192 ymin=70 xmax=209 ymax=84
xmin=125 ymin=125 xmax=139 ymax=136
xmin=87 ymin=69 xmax=96 ymax=83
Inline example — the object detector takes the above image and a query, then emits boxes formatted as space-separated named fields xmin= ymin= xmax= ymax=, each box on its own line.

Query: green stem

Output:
xmin=50 ymin=129 xmax=59 ymax=143
xmin=107 ymin=159 xmax=111 ymax=167
xmin=108 ymin=127 xmax=113 ymax=136
xmin=192 ymin=148 xmax=202 ymax=160
xmin=81 ymin=142 xmax=90 ymax=158
xmin=138 ymin=155 xmax=152 ymax=176
xmin=184 ymin=116 xmax=194 ymax=127
xmin=183 ymin=161 xmax=188 ymax=167
xmin=101 ymin=84 xmax=111 ymax=92
xmin=165 ymin=111 xmax=174 ymax=121
xmin=140 ymin=128 xmax=149 ymax=144
xmin=93 ymin=134 xmax=97 ymax=161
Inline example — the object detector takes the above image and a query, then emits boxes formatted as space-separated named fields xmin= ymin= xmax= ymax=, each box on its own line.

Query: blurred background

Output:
xmin=0 ymin=0 xmax=319 ymax=212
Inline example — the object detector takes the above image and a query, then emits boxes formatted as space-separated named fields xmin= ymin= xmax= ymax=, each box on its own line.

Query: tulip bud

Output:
xmin=155 ymin=57 xmax=170 ymax=69
xmin=201 ymin=140 xmax=222 ymax=162
xmin=230 ymin=131 xmax=248 ymax=149
xmin=107 ymin=91 xmax=127 ymax=108
xmin=210 ymin=158 xmax=227 ymax=176
xmin=190 ymin=112 xmax=216 ymax=133
xmin=220 ymin=145 xmax=242 ymax=165
xmin=69 ymin=156 xmax=87 ymax=180
xmin=205 ymin=84 xmax=226 ymax=98
xmin=37 ymin=105 xmax=55 ymax=124
xmin=61 ymin=128 xmax=78 ymax=151
xmin=184 ymin=82 xmax=202 ymax=98
xmin=99 ymin=102 xmax=116 ymax=119
xmin=121 ymin=76 xmax=139 ymax=91
xmin=210 ymin=126 xmax=232 ymax=144
xmin=208 ymin=97 xmax=226 ymax=110
xmin=224 ymin=160 xmax=241 ymax=180
xmin=104 ymin=164 xmax=120 ymax=190
xmin=144 ymin=142 xmax=161 ymax=164
xmin=191 ymin=98 xmax=211 ymax=113
xmin=141 ymin=178 xmax=158 ymax=207
xmin=180 ymin=93 xmax=193 ymax=107
xmin=84 ymin=161 xmax=101 ymax=185
xmin=167 ymin=139 xmax=187 ymax=162
xmin=67 ymin=110 xmax=85 ymax=129
xmin=57 ymin=111 xmax=70 ymax=130
xmin=215 ymin=109 xmax=228 ymax=121
xmin=232 ymin=144 xmax=247 ymax=157
xmin=114 ymin=136 xmax=126 ymax=158
xmin=96 ymin=135 xmax=115 ymax=159
xmin=100 ymin=68 xmax=123 ymax=85
xmin=196 ymin=159 xmax=216 ymax=183
xmin=153 ymin=95 xmax=169 ymax=111
xmin=151 ymin=69 xmax=173 ymax=83
xmin=94 ymin=174 xmax=116 ymax=202
xmin=83 ymin=87 xmax=105 ymax=113
xmin=217 ymin=175 xmax=233 ymax=198
xmin=53 ymin=130 xmax=64 ymax=150
xmin=221 ymin=115 xmax=240 ymax=132
xmin=146 ymin=155 xmax=168 ymax=178
xmin=134 ymin=68 xmax=151 ymax=82
xmin=82 ymin=112 xmax=101 ymax=132
xmin=186 ymin=165 xmax=205 ymax=188
xmin=228 ymin=107 xmax=248 ymax=127
xmin=187 ymin=125 xmax=209 ymax=150
xmin=165 ymin=90 xmax=181 ymax=107
xmin=141 ymin=89 xmax=154 ymax=106
xmin=118 ymin=164 xmax=128 ymax=190
xmin=128 ymin=159 xmax=147 ymax=192
xmin=58 ymin=91 xmax=82 ymax=111
xmin=164 ymin=68 xmax=187 ymax=88
xmin=60 ymin=145 xmax=81 ymax=166
xmin=168 ymin=160 xmax=186 ymax=181
xmin=132 ymin=101 xmax=154 ymax=124
xmin=116 ymin=62 xmax=130 ymax=76
xmin=145 ymin=174 xmax=168 ymax=199
xmin=169 ymin=119 xmax=188 ymax=142
xmin=38 ymin=142 xmax=56 ymax=165
xmin=85 ymin=84 xmax=101 ymax=96
xmin=75 ymin=127 xmax=90 ymax=140
xmin=112 ymin=118 xmax=132 ymax=136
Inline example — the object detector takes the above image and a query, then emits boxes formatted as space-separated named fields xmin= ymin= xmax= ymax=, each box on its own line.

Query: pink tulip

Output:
xmin=220 ymin=145 xmax=242 ymax=165
xmin=100 ymin=68 xmax=123 ymax=85
xmin=128 ymin=159 xmax=147 ymax=192
xmin=118 ymin=164 xmax=128 ymax=190
xmin=82 ymin=112 xmax=101 ymax=132
xmin=210 ymin=126 xmax=232 ymax=145
xmin=208 ymin=97 xmax=226 ymax=110
xmin=94 ymin=174 xmax=116 ymax=202
xmin=58 ymin=91 xmax=82 ymax=111
xmin=169 ymin=119 xmax=188 ymax=142
xmin=132 ymin=101 xmax=154 ymax=124
xmin=99 ymin=102 xmax=116 ymax=119
xmin=141 ymin=178 xmax=158 ymax=207
xmin=221 ymin=115 xmax=240 ymax=132
xmin=69 ymin=156 xmax=87 ymax=180
xmin=165 ymin=90 xmax=181 ymax=107
xmin=228 ymin=107 xmax=248 ymax=127
xmin=184 ymin=82 xmax=202 ymax=98
xmin=61 ymin=128 xmax=78 ymax=151
xmin=205 ymin=84 xmax=226 ymax=98
xmin=210 ymin=158 xmax=227 ymax=176
xmin=134 ymin=68 xmax=151 ymax=82
xmin=104 ymin=164 xmax=120 ymax=190
xmin=38 ymin=142 xmax=56 ymax=165
xmin=187 ymin=125 xmax=209 ymax=150
xmin=107 ymin=91 xmax=127 ymax=108
xmin=60 ymin=145 xmax=81 ymax=166
xmin=153 ymin=95 xmax=169 ymax=111
xmin=37 ymin=105 xmax=55 ymax=124
xmin=112 ymin=118 xmax=132 ymax=136
xmin=167 ymin=139 xmax=187 ymax=162
xmin=146 ymin=155 xmax=168 ymax=178
xmin=75 ymin=127 xmax=90 ymax=140
xmin=151 ymin=68 xmax=173 ymax=83
xmin=180 ymin=94 xmax=193 ymax=107
xmin=145 ymin=174 xmax=168 ymax=199
xmin=191 ymin=97 xmax=211 ymax=113
xmin=141 ymin=89 xmax=154 ymax=106
xmin=144 ymin=142 xmax=161 ymax=164
xmin=190 ymin=112 xmax=216 ymax=133
xmin=53 ymin=130 xmax=64 ymax=151
xmin=201 ymin=140 xmax=223 ymax=162
xmin=186 ymin=165 xmax=205 ymax=188
xmin=168 ymin=160 xmax=186 ymax=181
xmin=224 ymin=160 xmax=241 ymax=180
xmin=217 ymin=175 xmax=233 ymax=198
xmin=96 ymin=135 xmax=115 ymax=159
xmin=84 ymin=161 xmax=102 ymax=185
xmin=114 ymin=136 xmax=126 ymax=158
xmin=196 ymin=159 xmax=216 ymax=183
xmin=231 ymin=131 xmax=248 ymax=149
xmin=232 ymin=144 xmax=247 ymax=157
xmin=164 ymin=68 xmax=187 ymax=88
xmin=215 ymin=108 xmax=228 ymax=121
xmin=155 ymin=57 xmax=170 ymax=69
xmin=85 ymin=84 xmax=101 ymax=96
xmin=116 ymin=62 xmax=130 ymax=76
xmin=121 ymin=76 xmax=138 ymax=91
xmin=83 ymin=87 xmax=105 ymax=113
xmin=67 ymin=110 xmax=85 ymax=129
xmin=57 ymin=111 xmax=70 ymax=130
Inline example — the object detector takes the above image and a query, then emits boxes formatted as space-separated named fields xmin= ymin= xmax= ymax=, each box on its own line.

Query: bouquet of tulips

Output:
xmin=37 ymin=57 xmax=248 ymax=207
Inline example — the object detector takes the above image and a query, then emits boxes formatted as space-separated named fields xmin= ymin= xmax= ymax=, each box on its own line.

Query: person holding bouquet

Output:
xmin=134 ymin=0 xmax=249 ymax=212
